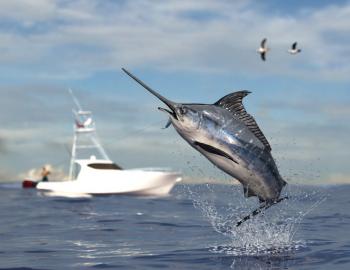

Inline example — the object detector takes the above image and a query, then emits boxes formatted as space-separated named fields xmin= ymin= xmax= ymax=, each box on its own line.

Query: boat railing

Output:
xmin=129 ymin=167 xmax=178 ymax=173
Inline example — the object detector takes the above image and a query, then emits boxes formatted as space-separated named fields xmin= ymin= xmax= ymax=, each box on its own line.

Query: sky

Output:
xmin=0 ymin=0 xmax=349 ymax=184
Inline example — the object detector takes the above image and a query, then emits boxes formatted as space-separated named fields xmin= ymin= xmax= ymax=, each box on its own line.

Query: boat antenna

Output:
xmin=68 ymin=88 xmax=83 ymax=111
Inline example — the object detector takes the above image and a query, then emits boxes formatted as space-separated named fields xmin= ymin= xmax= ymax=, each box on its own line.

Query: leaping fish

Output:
xmin=122 ymin=68 xmax=287 ymax=226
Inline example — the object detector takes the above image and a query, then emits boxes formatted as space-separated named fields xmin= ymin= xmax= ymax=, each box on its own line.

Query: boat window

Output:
xmin=88 ymin=163 xmax=123 ymax=170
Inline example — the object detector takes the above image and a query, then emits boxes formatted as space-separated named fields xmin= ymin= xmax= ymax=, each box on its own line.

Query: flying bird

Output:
xmin=288 ymin=42 xmax=301 ymax=55
xmin=122 ymin=68 xmax=288 ymax=226
xmin=257 ymin=38 xmax=269 ymax=61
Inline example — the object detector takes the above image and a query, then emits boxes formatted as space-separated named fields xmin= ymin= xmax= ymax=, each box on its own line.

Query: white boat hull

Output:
xmin=36 ymin=169 xmax=181 ymax=196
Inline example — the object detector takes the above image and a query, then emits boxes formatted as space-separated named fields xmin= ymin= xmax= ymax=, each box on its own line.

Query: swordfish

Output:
xmin=122 ymin=68 xmax=287 ymax=223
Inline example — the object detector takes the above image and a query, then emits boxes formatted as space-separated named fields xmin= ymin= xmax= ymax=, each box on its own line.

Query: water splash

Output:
xmin=185 ymin=183 xmax=327 ymax=256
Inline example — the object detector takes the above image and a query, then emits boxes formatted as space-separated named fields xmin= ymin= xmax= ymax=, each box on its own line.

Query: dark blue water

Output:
xmin=0 ymin=183 xmax=349 ymax=269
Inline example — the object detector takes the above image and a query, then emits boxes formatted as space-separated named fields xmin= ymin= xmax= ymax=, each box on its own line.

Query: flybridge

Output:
xmin=68 ymin=90 xmax=109 ymax=180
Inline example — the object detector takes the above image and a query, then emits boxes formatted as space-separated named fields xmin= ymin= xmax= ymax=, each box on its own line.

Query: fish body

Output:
xmin=171 ymin=103 xmax=285 ymax=202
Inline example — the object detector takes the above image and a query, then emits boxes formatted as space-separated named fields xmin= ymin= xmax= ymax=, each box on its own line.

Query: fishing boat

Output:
xmin=23 ymin=91 xmax=182 ymax=196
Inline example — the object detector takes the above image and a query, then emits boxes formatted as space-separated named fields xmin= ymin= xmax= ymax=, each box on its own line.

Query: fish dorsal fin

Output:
xmin=214 ymin=91 xmax=271 ymax=151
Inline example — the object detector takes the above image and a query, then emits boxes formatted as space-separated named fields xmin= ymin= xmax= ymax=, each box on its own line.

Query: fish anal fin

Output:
xmin=214 ymin=91 xmax=271 ymax=151
xmin=281 ymin=178 xmax=287 ymax=187
xmin=243 ymin=186 xmax=257 ymax=198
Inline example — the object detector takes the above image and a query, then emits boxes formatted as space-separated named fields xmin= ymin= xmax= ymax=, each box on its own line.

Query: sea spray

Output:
xmin=185 ymin=183 xmax=327 ymax=256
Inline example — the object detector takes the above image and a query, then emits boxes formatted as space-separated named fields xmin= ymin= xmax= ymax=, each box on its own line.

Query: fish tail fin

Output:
xmin=236 ymin=196 xmax=288 ymax=227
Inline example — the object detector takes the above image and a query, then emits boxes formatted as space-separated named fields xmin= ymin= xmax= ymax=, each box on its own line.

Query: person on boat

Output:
xmin=41 ymin=166 xmax=50 ymax=182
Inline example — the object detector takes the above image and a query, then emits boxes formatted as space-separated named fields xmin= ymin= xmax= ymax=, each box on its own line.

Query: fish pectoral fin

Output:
xmin=162 ymin=118 xmax=172 ymax=129
xmin=243 ymin=186 xmax=257 ymax=198
xmin=194 ymin=141 xmax=238 ymax=164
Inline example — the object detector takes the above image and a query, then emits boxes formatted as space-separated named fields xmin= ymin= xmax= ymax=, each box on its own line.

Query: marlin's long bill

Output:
xmin=121 ymin=68 xmax=176 ymax=114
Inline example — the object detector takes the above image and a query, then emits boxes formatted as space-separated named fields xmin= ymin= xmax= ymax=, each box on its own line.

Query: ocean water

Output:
xmin=0 ymin=183 xmax=349 ymax=270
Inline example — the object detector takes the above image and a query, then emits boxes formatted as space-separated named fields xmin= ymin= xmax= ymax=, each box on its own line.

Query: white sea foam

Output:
xmin=186 ymin=183 xmax=327 ymax=256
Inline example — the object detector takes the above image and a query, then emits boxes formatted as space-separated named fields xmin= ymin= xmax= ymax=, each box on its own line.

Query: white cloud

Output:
xmin=0 ymin=136 xmax=7 ymax=153
xmin=0 ymin=0 xmax=349 ymax=80
xmin=0 ymin=0 xmax=57 ymax=22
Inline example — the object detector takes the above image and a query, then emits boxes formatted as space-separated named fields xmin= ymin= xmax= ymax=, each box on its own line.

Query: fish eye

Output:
xmin=178 ymin=106 xmax=187 ymax=115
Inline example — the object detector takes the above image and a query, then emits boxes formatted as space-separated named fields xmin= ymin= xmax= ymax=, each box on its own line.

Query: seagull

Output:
xmin=288 ymin=42 xmax=301 ymax=55
xmin=257 ymin=38 xmax=269 ymax=61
